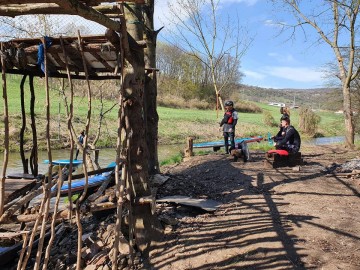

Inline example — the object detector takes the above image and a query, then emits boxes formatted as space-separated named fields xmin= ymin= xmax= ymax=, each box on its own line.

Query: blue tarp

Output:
xmin=37 ymin=36 xmax=53 ymax=73
xmin=193 ymin=136 xmax=263 ymax=148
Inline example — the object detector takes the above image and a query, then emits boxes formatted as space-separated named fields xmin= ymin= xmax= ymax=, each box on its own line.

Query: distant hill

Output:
xmin=237 ymin=84 xmax=342 ymax=111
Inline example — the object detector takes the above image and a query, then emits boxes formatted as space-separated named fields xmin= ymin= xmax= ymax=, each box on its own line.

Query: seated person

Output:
xmin=273 ymin=107 xmax=290 ymax=142
xmin=274 ymin=116 xmax=301 ymax=154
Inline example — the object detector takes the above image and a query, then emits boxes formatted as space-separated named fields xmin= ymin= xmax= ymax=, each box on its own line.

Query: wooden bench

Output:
xmin=264 ymin=150 xmax=303 ymax=168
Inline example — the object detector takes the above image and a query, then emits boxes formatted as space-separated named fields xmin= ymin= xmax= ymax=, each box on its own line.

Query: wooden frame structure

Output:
xmin=0 ymin=0 xmax=146 ymax=80
xmin=0 ymin=1 xmax=160 ymax=269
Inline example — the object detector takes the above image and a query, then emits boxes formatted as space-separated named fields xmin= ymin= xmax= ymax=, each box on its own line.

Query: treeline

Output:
xmin=156 ymin=42 xmax=243 ymax=109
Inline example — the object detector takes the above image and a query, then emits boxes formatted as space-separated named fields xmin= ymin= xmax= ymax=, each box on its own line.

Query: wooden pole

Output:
xmin=60 ymin=35 xmax=75 ymax=222
xmin=184 ymin=137 xmax=194 ymax=157
xmin=19 ymin=74 xmax=29 ymax=174
xmin=29 ymin=75 xmax=38 ymax=177
xmin=112 ymin=5 xmax=126 ymax=268
xmin=0 ymin=42 xmax=9 ymax=217
xmin=75 ymin=30 xmax=93 ymax=270
xmin=42 ymin=168 xmax=64 ymax=270
xmin=33 ymin=37 xmax=53 ymax=270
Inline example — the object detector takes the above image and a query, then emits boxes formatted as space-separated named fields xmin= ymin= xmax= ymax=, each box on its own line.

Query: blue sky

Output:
xmin=154 ymin=0 xmax=334 ymax=89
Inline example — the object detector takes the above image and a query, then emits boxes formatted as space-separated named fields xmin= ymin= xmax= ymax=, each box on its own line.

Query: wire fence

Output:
xmin=0 ymin=14 xmax=106 ymax=41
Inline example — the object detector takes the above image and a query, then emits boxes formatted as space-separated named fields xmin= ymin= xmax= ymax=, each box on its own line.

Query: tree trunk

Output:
xmin=124 ymin=3 xmax=161 ymax=254
xmin=342 ymin=84 xmax=355 ymax=147
xmin=143 ymin=0 xmax=160 ymax=174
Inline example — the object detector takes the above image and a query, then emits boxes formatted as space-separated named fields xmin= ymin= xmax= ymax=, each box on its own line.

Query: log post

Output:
xmin=184 ymin=137 xmax=194 ymax=157
xmin=0 ymin=42 xmax=10 ymax=217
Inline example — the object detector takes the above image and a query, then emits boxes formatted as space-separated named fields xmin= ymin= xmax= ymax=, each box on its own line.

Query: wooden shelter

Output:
xmin=0 ymin=1 xmax=161 ymax=269
xmin=0 ymin=0 xmax=145 ymax=80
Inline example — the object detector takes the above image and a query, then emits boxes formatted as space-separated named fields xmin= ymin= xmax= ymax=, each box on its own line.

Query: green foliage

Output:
xmin=160 ymin=152 xmax=183 ymax=166
xmin=262 ymin=111 xmax=277 ymax=127
xmin=299 ymin=107 xmax=321 ymax=136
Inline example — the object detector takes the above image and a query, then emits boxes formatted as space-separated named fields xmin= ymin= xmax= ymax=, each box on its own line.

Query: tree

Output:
xmin=164 ymin=0 xmax=249 ymax=112
xmin=271 ymin=0 xmax=360 ymax=148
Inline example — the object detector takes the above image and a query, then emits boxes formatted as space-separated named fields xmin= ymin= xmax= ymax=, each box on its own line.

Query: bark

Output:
xmin=124 ymin=2 xmax=161 ymax=254
xmin=342 ymin=84 xmax=355 ymax=147
xmin=143 ymin=0 xmax=160 ymax=174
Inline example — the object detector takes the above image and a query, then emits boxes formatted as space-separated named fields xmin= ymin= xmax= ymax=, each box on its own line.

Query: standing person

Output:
xmin=219 ymin=100 xmax=238 ymax=154
xmin=75 ymin=130 xmax=85 ymax=160
xmin=274 ymin=116 xmax=301 ymax=153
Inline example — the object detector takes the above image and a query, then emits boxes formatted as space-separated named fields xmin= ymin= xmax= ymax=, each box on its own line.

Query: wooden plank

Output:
xmin=156 ymin=195 xmax=221 ymax=212
xmin=0 ymin=3 xmax=124 ymax=17
xmin=4 ymin=178 xmax=36 ymax=204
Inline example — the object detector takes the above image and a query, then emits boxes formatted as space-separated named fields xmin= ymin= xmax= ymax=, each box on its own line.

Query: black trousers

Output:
xmin=276 ymin=144 xmax=300 ymax=154
xmin=223 ymin=132 xmax=235 ymax=154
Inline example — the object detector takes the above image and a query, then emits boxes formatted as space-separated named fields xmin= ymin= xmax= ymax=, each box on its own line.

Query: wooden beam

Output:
xmin=0 ymin=3 xmax=123 ymax=17
xmin=53 ymin=0 xmax=122 ymax=32
xmin=4 ymin=68 xmax=121 ymax=80
xmin=91 ymin=52 xmax=115 ymax=70
xmin=0 ymin=1 xmax=145 ymax=5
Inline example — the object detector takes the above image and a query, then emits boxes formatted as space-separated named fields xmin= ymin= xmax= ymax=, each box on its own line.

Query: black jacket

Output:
xmin=276 ymin=125 xmax=301 ymax=148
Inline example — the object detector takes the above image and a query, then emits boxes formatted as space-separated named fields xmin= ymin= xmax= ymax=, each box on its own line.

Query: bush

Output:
xmin=299 ymin=107 xmax=321 ymax=136
xmin=234 ymin=101 xmax=262 ymax=113
xmin=263 ymin=111 xmax=277 ymax=127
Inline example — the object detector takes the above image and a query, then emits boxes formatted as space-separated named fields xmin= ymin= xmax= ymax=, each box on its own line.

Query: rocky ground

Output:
xmin=2 ymin=144 xmax=360 ymax=270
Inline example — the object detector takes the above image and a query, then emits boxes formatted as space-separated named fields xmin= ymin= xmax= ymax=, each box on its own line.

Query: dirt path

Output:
xmin=149 ymin=145 xmax=360 ymax=269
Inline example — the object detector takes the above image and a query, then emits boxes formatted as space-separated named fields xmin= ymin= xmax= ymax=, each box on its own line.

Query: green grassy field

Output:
xmin=0 ymin=75 xmax=346 ymax=151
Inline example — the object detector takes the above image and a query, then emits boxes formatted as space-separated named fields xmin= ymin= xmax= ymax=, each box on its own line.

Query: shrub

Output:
xmin=299 ymin=107 xmax=321 ymax=136
xmin=263 ymin=111 xmax=277 ymax=127
xmin=234 ymin=101 xmax=262 ymax=113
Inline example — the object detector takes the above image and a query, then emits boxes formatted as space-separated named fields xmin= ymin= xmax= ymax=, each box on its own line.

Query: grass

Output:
xmin=159 ymin=152 xmax=183 ymax=166
xmin=0 ymin=75 xmax=348 ymax=152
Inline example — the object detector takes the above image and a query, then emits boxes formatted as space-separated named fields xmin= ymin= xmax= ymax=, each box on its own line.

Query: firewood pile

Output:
xmin=0 ymin=172 xmax=145 ymax=270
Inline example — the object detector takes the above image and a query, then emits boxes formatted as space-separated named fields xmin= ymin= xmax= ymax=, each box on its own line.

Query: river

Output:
xmin=1 ymin=144 xmax=184 ymax=176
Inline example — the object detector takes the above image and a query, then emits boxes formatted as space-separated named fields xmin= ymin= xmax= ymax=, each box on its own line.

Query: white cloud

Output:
xmin=243 ymin=69 xmax=266 ymax=80
xmin=268 ymin=52 xmax=296 ymax=64
xmin=264 ymin=19 xmax=285 ymax=28
xmin=263 ymin=66 xmax=323 ymax=83
xmin=220 ymin=0 xmax=259 ymax=6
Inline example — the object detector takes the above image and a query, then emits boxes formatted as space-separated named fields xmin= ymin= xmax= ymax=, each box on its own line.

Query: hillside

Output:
xmin=238 ymin=84 xmax=342 ymax=110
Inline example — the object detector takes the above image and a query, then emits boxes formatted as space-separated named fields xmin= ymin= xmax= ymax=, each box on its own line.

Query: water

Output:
xmin=0 ymin=144 xmax=184 ymax=175
xmin=305 ymin=136 xmax=346 ymax=145
xmin=304 ymin=135 xmax=359 ymax=145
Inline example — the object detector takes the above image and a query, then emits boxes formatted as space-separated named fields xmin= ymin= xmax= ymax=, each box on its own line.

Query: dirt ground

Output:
xmin=148 ymin=145 xmax=360 ymax=270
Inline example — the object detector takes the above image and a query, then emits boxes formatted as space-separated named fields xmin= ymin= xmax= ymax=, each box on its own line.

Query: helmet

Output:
xmin=224 ymin=100 xmax=234 ymax=107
